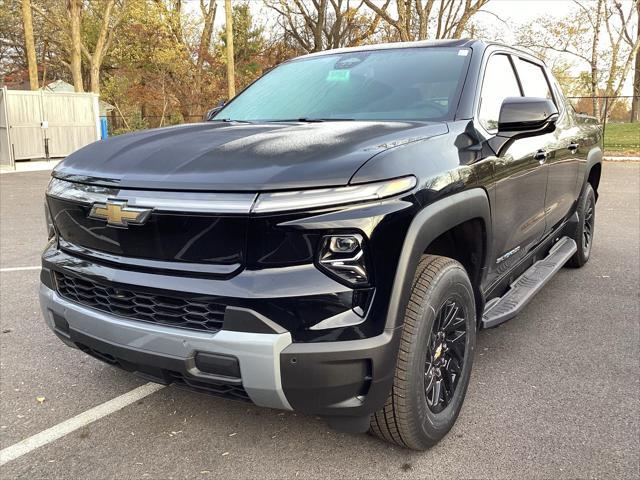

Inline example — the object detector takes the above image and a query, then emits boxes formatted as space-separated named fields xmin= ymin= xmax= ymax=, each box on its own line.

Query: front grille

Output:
xmin=55 ymin=272 xmax=225 ymax=332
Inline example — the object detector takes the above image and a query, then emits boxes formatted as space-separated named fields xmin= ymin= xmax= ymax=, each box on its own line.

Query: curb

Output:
xmin=603 ymin=156 xmax=640 ymax=162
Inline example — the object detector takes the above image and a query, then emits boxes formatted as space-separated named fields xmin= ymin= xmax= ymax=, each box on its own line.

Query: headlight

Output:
xmin=44 ymin=201 xmax=55 ymax=239
xmin=317 ymin=233 xmax=369 ymax=286
xmin=252 ymin=176 xmax=416 ymax=213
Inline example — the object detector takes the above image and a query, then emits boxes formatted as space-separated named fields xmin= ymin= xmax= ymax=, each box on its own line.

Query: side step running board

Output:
xmin=482 ymin=237 xmax=577 ymax=329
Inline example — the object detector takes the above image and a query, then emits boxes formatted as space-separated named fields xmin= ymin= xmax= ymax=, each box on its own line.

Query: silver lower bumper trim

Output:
xmin=39 ymin=284 xmax=293 ymax=410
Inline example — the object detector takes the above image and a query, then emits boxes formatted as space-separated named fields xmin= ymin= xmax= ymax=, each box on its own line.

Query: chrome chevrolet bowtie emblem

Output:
xmin=89 ymin=200 xmax=152 ymax=227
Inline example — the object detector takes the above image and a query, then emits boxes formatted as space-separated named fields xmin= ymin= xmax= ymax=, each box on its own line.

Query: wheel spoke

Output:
xmin=429 ymin=379 xmax=442 ymax=408
xmin=448 ymin=342 xmax=465 ymax=366
xmin=444 ymin=315 xmax=465 ymax=333
xmin=424 ymin=370 xmax=435 ymax=394
xmin=441 ymin=378 xmax=450 ymax=403
xmin=447 ymin=329 xmax=466 ymax=345
xmin=441 ymin=303 xmax=459 ymax=331
xmin=447 ymin=355 xmax=462 ymax=376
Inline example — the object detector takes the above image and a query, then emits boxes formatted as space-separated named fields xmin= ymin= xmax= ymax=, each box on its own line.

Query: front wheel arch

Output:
xmin=384 ymin=188 xmax=491 ymax=333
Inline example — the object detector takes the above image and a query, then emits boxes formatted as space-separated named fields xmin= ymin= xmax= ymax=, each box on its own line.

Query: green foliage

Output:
xmin=218 ymin=2 xmax=265 ymax=82
xmin=167 ymin=111 xmax=184 ymax=125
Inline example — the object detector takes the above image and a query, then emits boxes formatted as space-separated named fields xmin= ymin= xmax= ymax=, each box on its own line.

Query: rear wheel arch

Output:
xmin=583 ymin=147 xmax=603 ymax=200
xmin=587 ymin=162 xmax=602 ymax=196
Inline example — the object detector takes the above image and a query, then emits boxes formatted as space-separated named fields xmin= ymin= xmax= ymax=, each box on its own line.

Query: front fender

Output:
xmin=383 ymin=188 xmax=492 ymax=332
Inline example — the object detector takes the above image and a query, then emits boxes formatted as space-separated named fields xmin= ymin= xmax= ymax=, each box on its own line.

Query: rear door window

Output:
xmin=515 ymin=58 xmax=554 ymax=100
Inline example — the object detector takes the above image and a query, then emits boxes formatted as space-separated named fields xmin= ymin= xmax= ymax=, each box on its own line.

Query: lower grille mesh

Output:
xmin=76 ymin=342 xmax=251 ymax=403
xmin=55 ymin=272 xmax=226 ymax=332
xmin=169 ymin=372 xmax=251 ymax=402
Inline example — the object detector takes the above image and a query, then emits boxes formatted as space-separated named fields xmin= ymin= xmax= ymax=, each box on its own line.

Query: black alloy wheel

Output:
xmin=424 ymin=299 xmax=467 ymax=413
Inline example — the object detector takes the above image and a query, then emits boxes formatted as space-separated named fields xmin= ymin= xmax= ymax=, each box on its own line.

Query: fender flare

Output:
xmin=583 ymin=146 xmax=603 ymax=190
xmin=384 ymin=188 xmax=492 ymax=331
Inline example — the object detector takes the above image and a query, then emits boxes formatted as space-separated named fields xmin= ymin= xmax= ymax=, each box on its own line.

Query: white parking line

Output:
xmin=0 ymin=382 xmax=165 ymax=466
xmin=0 ymin=266 xmax=41 ymax=272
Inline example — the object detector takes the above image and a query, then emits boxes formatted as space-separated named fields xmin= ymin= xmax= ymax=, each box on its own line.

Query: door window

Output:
xmin=515 ymin=59 xmax=553 ymax=100
xmin=478 ymin=54 xmax=522 ymax=132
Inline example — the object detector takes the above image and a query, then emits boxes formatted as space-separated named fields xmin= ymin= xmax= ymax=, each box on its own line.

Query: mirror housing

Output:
xmin=498 ymin=97 xmax=558 ymax=133
xmin=489 ymin=97 xmax=559 ymax=155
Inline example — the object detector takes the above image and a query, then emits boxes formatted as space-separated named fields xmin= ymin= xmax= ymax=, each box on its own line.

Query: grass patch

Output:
xmin=604 ymin=123 xmax=639 ymax=155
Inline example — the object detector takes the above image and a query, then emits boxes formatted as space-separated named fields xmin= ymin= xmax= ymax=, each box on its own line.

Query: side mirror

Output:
xmin=489 ymin=97 xmax=559 ymax=155
xmin=498 ymin=97 xmax=558 ymax=134
xmin=203 ymin=100 xmax=226 ymax=121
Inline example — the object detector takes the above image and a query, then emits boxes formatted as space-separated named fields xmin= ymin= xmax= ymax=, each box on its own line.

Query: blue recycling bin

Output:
xmin=100 ymin=117 xmax=108 ymax=139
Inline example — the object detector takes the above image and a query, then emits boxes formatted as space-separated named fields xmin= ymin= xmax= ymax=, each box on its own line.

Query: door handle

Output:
xmin=534 ymin=149 xmax=548 ymax=164
xmin=568 ymin=142 xmax=579 ymax=153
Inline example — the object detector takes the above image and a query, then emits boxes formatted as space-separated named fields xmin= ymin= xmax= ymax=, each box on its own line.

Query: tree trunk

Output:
xmin=89 ymin=63 xmax=101 ymax=94
xmin=21 ymin=0 xmax=39 ymax=90
xmin=225 ymin=0 xmax=235 ymax=99
xmin=68 ymin=0 xmax=83 ymax=92
xmin=590 ymin=0 xmax=603 ymax=119
xmin=87 ymin=0 xmax=115 ymax=94
xmin=632 ymin=16 xmax=640 ymax=122
xmin=195 ymin=0 xmax=216 ymax=114
xmin=313 ymin=0 xmax=327 ymax=51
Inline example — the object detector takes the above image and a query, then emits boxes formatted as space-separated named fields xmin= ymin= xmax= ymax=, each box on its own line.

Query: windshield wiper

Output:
xmin=268 ymin=118 xmax=356 ymax=123
xmin=212 ymin=118 xmax=254 ymax=124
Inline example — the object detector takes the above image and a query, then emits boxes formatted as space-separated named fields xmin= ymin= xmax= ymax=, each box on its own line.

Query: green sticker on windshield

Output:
xmin=326 ymin=69 xmax=350 ymax=82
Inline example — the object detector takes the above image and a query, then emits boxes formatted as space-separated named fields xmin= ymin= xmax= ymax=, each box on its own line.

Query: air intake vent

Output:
xmin=55 ymin=272 xmax=226 ymax=333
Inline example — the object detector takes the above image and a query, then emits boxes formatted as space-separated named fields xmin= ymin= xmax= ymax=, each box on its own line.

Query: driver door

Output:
xmin=478 ymin=54 xmax=550 ymax=285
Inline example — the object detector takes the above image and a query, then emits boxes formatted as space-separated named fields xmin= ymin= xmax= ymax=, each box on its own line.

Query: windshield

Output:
xmin=213 ymin=47 xmax=471 ymax=122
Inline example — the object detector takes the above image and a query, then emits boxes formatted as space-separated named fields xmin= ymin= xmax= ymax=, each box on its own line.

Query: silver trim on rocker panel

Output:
xmin=39 ymin=284 xmax=293 ymax=410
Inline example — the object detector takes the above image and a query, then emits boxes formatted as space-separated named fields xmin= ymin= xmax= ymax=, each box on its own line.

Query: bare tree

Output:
xmin=363 ymin=0 xmax=489 ymax=42
xmin=194 ymin=0 xmax=217 ymax=110
xmin=600 ymin=0 xmax=639 ymax=118
xmin=81 ymin=0 xmax=126 ymax=94
xmin=33 ymin=0 xmax=126 ymax=94
xmin=517 ymin=0 xmax=639 ymax=120
xmin=265 ymin=0 xmax=389 ymax=53
xmin=632 ymin=28 xmax=640 ymax=122
xmin=225 ymin=0 xmax=236 ymax=98
xmin=623 ymin=0 xmax=639 ymax=122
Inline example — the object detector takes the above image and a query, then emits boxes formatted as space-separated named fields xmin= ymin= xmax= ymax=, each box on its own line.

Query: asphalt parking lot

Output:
xmin=0 ymin=163 xmax=638 ymax=479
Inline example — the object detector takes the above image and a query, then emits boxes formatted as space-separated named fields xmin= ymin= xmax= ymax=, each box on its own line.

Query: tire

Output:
xmin=369 ymin=255 xmax=476 ymax=450
xmin=566 ymin=183 xmax=596 ymax=268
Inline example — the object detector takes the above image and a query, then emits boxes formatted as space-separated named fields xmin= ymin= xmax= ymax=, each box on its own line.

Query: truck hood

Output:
xmin=54 ymin=120 xmax=448 ymax=191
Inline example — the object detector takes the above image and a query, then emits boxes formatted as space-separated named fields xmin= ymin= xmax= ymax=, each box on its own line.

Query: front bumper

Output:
xmin=40 ymin=284 xmax=293 ymax=409
xmin=40 ymin=282 xmax=399 ymax=419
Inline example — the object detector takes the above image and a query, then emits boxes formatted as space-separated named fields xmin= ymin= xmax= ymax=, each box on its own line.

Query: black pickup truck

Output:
xmin=40 ymin=39 xmax=602 ymax=450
